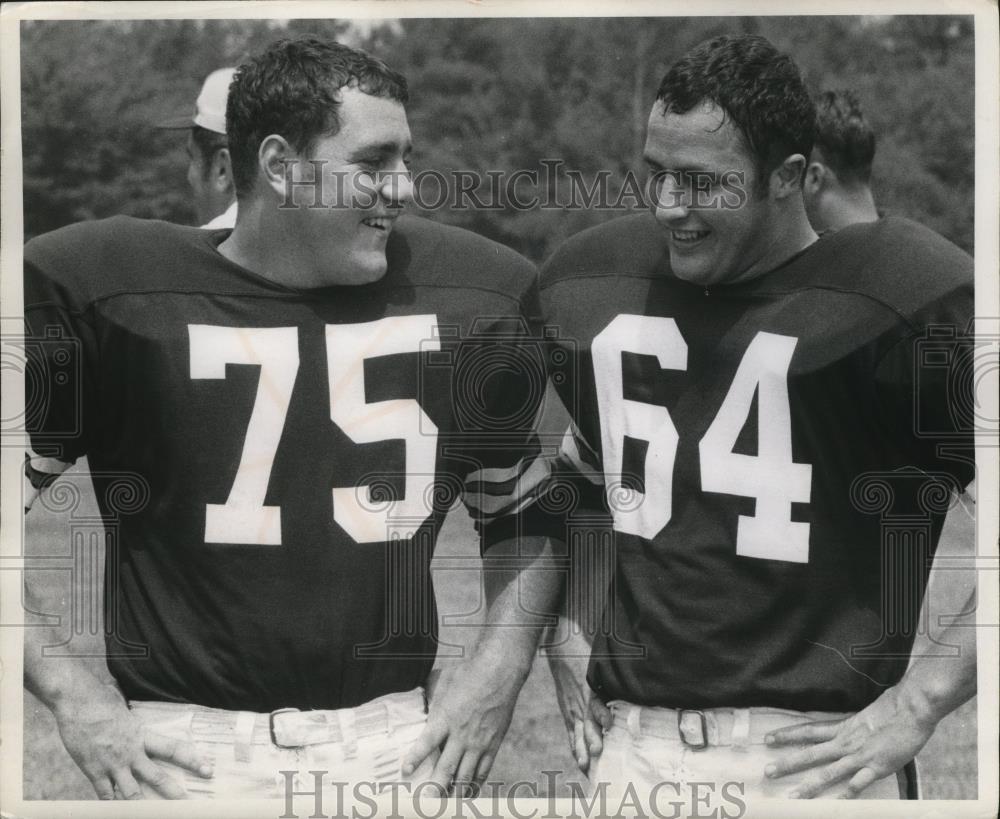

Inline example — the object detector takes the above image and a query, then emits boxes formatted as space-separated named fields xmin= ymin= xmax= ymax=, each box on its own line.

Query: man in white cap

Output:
xmin=158 ymin=67 xmax=238 ymax=228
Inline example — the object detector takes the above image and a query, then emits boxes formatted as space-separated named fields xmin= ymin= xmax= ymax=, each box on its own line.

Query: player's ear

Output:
xmin=258 ymin=135 xmax=294 ymax=199
xmin=771 ymin=154 xmax=808 ymax=200
xmin=803 ymin=161 xmax=826 ymax=197
xmin=212 ymin=148 xmax=235 ymax=196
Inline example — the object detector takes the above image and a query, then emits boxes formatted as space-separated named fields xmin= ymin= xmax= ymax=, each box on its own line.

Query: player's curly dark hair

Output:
xmin=227 ymin=36 xmax=408 ymax=197
xmin=655 ymin=34 xmax=815 ymax=195
xmin=813 ymin=90 xmax=876 ymax=186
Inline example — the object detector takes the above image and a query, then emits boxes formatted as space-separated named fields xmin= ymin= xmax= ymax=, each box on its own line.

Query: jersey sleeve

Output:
xmin=455 ymin=274 xmax=554 ymax=549
xmin=470 ymin=384 xmax=611 ymax=551
xmin=873 ymin=279 xmax=976 ymax=492
xmin=471 ymin=431 xmax=611 ymax=549
xmin=471 ymin=231 xmax=624 ymax=550
xmin=22 ymin=238 xmax=100 ymax=473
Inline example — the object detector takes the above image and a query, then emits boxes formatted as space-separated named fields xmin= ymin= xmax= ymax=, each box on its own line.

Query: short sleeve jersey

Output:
xmin=539 ymin=213 xmax=975 ymax=713
xmin=25 ymin=215 xmax=542 ymax=711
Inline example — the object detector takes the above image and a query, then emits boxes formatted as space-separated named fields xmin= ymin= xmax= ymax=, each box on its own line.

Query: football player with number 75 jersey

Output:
xmin=23 ymin=37 xmax=556 ymax=801
xmin=536 ymin=34 xmax=978 ymax=803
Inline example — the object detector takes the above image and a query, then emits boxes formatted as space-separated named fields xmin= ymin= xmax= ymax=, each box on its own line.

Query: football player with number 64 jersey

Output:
xmin=537 ymin=34 xmax=978 ymax=803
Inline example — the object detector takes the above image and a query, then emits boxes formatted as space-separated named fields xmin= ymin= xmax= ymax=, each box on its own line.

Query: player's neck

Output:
xmin=821 ymin=190 xmax=879 ymax=231
xmin=739 ymin=206 xmax=818 ymax=283
xmin=217 ymin=199 xmax=332 ymax=289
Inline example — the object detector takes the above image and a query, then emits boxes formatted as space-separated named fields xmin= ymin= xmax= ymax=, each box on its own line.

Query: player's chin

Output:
xmin=347 ymin=250 xmax=390 ymax=284
xmin=670 ymin=256 xmax=716 ymax=287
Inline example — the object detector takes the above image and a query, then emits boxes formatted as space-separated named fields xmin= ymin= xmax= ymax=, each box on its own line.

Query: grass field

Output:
xmin=20 ymin=463 xmax=977 ymax=800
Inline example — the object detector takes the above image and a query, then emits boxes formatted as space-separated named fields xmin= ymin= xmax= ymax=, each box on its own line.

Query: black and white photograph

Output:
xmin=1 ymin=2 xmax=997 ymax=818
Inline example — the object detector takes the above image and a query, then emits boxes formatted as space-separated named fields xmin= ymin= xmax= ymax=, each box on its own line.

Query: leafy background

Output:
xmin=21 ymin=16 xmax=975 ymax=259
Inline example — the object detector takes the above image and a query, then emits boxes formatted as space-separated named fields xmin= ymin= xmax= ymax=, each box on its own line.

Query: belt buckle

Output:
xmin=678 ymin=709 xmax=708 ymax=749
xmin=269 ymin=708 xmax=301 ymax=749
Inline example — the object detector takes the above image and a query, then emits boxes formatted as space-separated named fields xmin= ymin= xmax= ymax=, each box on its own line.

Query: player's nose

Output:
xmin=379 ymin=161 xmax=413 ymax=208
xmin=652 ymin=172 xmax=690 ymax=224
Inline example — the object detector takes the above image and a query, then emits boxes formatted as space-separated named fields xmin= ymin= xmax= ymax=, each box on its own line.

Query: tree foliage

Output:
xmin=20 ymin=16 xmax=975 ymax=257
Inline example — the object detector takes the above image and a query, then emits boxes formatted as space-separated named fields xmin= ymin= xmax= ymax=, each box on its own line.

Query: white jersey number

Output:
xmin=327 ymin=317 xmax=439 ymax=543
xmin=699 ymin=332 xmax=812 ymax=562
xmin=189 ymin=317 xmax=438 ymax=546
xmin=592 ymin=316 xmax=812 ymax=562
xmin=189 ymin=326 xmax=299 ymax=545
xmin=592 ymin=315 xmax=687 ymax=538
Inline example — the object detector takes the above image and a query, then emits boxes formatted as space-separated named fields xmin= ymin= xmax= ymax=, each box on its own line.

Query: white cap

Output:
xmin=158 ymin=67 xmax=237 ymax=135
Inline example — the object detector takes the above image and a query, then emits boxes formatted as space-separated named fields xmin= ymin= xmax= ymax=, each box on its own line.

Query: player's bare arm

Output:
xmin=764 ymin=480 xmax=978 ymax=798
xmin=543 ymin=538 xmax=610 ymax=775
xmin=763 ymin=586 xmax=976 ymax=798
xmin=23 ymin=494 xmax=212 ymax=800
xmin=532 ymin=422 xmax=615 ymax=774
xmin=402 ymin=534 xmax=560 ymax=793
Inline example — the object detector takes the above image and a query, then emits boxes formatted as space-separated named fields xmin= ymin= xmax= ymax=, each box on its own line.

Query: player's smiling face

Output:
xmin=290 ymin=87 xmax=413 ymax=285
xmin=644 ymin=99 xmax=779 ymax=287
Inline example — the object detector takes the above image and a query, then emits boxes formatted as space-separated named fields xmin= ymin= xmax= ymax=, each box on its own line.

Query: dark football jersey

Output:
xmin=539 ymin=213 xmax=975 ymax=713
xmin=24 ymin=215 xmax=542 ymax=711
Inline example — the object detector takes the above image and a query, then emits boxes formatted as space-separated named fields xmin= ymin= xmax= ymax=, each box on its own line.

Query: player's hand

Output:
xmin=52 ymin=680 xmax=214 ymax=799
xmin=402 ymin=644 xmax=525 ymax=795
xmin=546 ymin=651 xmax=609 ymax=775
xmin=762 ymin=684 xmax=936 ymax=798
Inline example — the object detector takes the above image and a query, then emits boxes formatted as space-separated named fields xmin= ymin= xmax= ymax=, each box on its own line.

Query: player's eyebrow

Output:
xmin=647 ymin=155 xmax=728 ymax=177
xmin=351 ymin=140 xmax=413 ymax=160
xmin=643 ymin=158 xmax=712 ymax=177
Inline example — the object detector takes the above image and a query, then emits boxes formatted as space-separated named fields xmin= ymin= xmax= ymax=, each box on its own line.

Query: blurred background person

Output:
xmin=158 ymin=67 xmax=238 ymax=228
xmin=803 ymin=89 xmax=879 ymax=232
